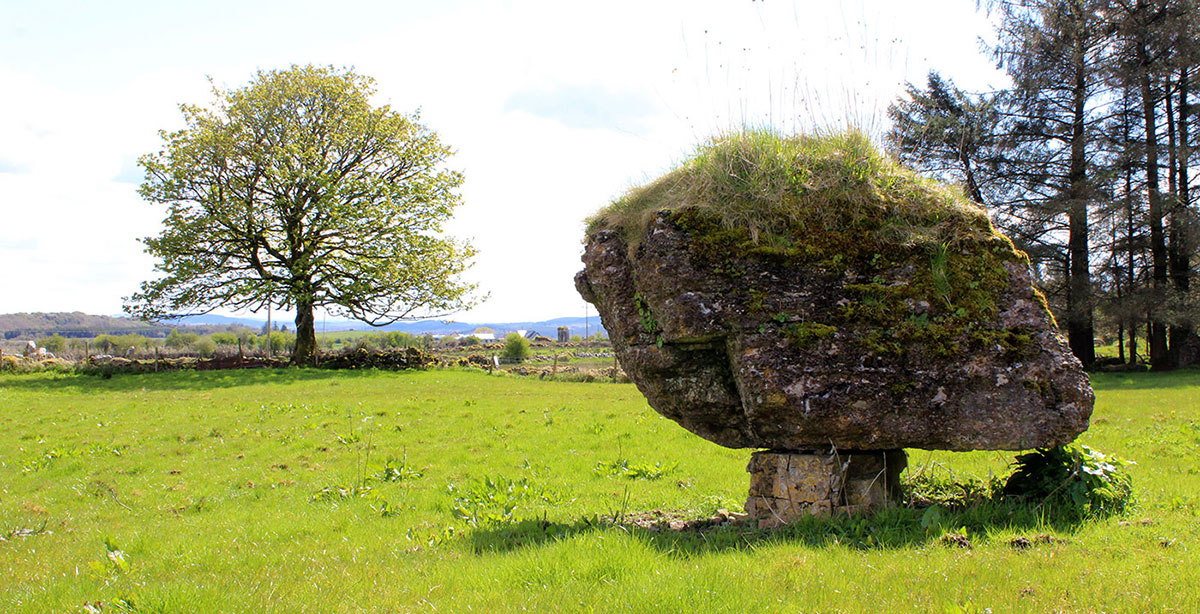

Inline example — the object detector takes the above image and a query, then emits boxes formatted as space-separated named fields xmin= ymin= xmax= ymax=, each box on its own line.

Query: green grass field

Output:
xmin=1 ymin=368 xmax=1197 ymax=612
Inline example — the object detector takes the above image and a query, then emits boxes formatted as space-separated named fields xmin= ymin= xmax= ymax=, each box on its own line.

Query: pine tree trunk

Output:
xmin=1169 ymin=68 xmax=1193 ymax=366
xmin=1140 ymin=42 xmax=1171 ymax=370
xmin=293 ymin=297 xmax=317 ymax=366
xmin=1066 ymin=36 xmax=1095 ymax=367
xmin=1112 ymin=211 xmax=1125 ymax=364
xmin=1118 ymin=321 xmax=1126 ymax=363
xmin=1124 ymin=89 xmax=1140 ymax=367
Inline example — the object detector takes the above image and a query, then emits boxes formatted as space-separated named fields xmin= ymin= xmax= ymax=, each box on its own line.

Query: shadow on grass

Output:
xmin=0 ymin=367 xmax=398 ymax=392
xmin=466 ymin=500 xmax=1096 ymax=556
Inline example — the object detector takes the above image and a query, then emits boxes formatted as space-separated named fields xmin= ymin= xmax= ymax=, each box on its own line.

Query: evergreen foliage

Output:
xmin=889 ymin=0 xmax=1200 ymax=369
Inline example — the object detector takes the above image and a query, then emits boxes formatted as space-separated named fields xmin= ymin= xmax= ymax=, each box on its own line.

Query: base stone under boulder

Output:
xmin=745 ymin=449 xmax=907 ymax=526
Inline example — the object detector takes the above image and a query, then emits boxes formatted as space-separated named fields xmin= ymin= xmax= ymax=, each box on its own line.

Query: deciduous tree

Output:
xmin=127 ymin=65 xmax=477 ymax=364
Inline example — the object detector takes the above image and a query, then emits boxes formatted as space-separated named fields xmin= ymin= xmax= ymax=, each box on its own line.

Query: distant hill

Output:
xmin=172 ymin=314 xmax=609 ymax=338
xmin=368 ymin=316 xmax=608 ymax=338
xmin=1 ymin=312 xmax=607 ymax=340
xmin=0 ymin=312 xmax=251 ymax=340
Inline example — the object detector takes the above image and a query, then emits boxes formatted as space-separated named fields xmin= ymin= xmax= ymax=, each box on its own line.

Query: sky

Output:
xmin=0 ymin=0 xmax=1008 ymax=324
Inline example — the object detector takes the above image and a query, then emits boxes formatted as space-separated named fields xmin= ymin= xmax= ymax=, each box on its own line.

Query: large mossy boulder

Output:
xmin=575 ymin=131 xmax=1092 ymax=452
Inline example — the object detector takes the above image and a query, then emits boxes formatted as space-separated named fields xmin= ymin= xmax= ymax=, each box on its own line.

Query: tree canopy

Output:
xmin=127 ymin=65 xmax=477 ymax=364
xmin=886 ymin=72 xmax=1002 ymax=209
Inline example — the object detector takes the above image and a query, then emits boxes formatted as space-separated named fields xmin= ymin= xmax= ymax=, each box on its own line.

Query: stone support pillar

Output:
xmin=745 ymin=449 xmax=906 ymax=527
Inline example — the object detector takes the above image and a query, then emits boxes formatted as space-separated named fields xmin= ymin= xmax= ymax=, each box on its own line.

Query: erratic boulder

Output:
xmin=576 ymin=131 xmax=1092 ymax=453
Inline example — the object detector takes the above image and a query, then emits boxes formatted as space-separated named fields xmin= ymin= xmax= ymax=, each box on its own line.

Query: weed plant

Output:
xmin=1001 ymin=445 xmax=1134 ymax=518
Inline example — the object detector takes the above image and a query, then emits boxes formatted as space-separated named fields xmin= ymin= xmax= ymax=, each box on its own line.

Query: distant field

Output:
xmin=315 ymin=330 xmax=379 ymax=343
xmin=1 ymin=368 xmax=1197 ymax=612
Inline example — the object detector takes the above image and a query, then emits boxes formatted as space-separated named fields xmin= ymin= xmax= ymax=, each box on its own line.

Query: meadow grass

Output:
xmin=1 ymin=368 xmax=1197 ymax=612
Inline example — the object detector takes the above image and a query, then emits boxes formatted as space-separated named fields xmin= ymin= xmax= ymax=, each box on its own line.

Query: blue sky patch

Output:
xmin=503 ymin=84 xmax=660 ymax=132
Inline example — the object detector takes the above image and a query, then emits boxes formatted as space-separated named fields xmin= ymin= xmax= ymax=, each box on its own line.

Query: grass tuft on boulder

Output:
xmin=588 ymin=129 xmax=1007 ymax=258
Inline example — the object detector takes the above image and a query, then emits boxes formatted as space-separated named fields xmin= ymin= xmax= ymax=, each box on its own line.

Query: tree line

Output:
xmin=29 ymin=329 xmax=295 ymax=357
xmin=887 ymin=0 xmax=1198 ymax=370
xmin=0 ymin=312 xmax=239 ymax=339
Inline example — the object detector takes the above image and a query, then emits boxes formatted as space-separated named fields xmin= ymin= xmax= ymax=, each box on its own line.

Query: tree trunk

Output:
xmin=1124 ymin=88 xmax=1139 ymax=367
xmin=959 ymin=145 xmax=986 ymax=206
xmin=1112 ymin=207 xmax=1125 ymax=365
xmin=1169 ymin=68 xmax=1193 ymax=366
xmin=1140 ymin=42 xmax=1170 ymax=370
xmin=293 ymin=296 xmax=317 ymax=366
xmin=1118 ymin=320 xmax=1126 ymax=363
xmin=1066 ymin=31 xmax=1095 ymax=367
